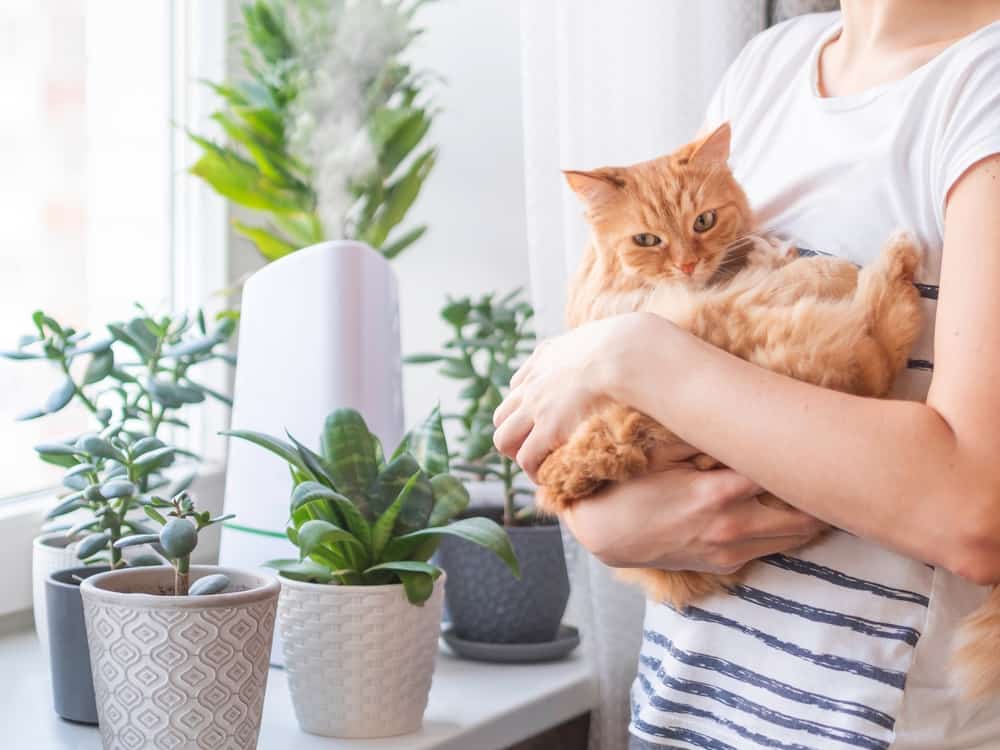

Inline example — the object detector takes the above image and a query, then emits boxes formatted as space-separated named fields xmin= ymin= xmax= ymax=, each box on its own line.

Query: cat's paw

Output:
xmin=882 ymin=229 xmax=922 ymax=282
xmin=534 ymin=486 xmax=572 ymax=516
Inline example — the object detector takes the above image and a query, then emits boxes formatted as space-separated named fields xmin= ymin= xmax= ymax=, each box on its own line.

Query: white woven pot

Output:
xmin=32 ymin=533 xmax=84 ymax=663
xmin=81 ymin=565 xmax=279 ymax=750
xmin=279 ymin=575 xmax=445 ymax=738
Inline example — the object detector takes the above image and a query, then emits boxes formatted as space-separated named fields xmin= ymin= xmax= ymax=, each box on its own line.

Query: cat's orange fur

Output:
xmin=536 ymin=123 xmax=924 ymax=613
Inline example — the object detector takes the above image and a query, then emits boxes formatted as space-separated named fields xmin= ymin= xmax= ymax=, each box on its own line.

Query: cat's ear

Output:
xmin=563 ymin=168 xmax=624 ymax=207
xmin=689 ymin=122 xmax=731 ymax=165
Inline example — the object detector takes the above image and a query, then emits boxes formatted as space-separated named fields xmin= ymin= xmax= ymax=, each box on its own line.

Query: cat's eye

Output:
xmin=693 ymin=210 xmax=717 ymax=233
xmin=632 ymin=233 xmax=661 ymax=247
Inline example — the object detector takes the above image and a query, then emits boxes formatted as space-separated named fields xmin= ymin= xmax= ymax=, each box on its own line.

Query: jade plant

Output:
xmin=225 ymin=407 xmax=520 ymax=604
xmin=189 ymin=0 xmax=437 ymax=261
xmin=115 ymin=491 xmax=235 ymax=596
xmin=405 ymin=290 xmax=536 ymax=526
xmin=1 ymin=306 xmax=237 ymax=567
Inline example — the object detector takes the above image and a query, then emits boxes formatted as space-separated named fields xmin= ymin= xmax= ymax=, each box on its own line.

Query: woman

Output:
xmin=493 ymin=1 xmax=1000 ymax=748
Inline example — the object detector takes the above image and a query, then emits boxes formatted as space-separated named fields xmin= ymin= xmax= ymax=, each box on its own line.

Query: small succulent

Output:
xmin=115 ymin=491 xmax=235 ymax=596
xmin=405 ymin=289 xmax=536 ymax=525
xmin=2 ymin=305 xmax=237 ymax=565
xmin=225 ymin=407 xmax=520 ymax=605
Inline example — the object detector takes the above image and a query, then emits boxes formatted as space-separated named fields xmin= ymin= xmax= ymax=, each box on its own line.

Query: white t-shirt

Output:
xmin=633 ymin=11 xmax=1000 ymax=750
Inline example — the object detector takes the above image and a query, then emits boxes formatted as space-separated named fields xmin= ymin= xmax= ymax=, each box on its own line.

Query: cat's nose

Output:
xmin=678 ymin=261 xmax=698 ymax=276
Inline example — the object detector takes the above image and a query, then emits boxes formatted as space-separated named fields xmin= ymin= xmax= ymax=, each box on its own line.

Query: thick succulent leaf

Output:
xmin=221 ymin=429 xmax=312 ymax=475
xmin=77 ymin=435 xmax=126 ymax=463
xmin=83 ymin=350 xmax=114 ymax=384
xmin=126 ymin=553 xmax=164 ymax=567
xmin=427 ymin=474 xmax=470 ymax=527
xmin=113 ymin=533 xmax=161 ymax=549
xmin=319 ymin=409 xmax=378 ymax=506
xmin=45 ymin=377 xmax=76 ymax=414
xmin=290 ymin=482 xmax=371 ymax=551
xmin=100 ymin=480 xmax=137 ymax=499
xmin=45 ymin=492 xmax=86 ymax=519
xmin=35 ymin=442 xmax=78 ymax=457
xmin=408 ymin=406 xmax=449 ymax=475
xmin=189 ymin=574 xmax=230 ymax=596
xmin=132 ymin=446 xmax=176 ymax=474
xmin=297 ymin=519 xmax=363 ymax=560
xmin=76 ymin=531 xmax=111 ymax=559
xmin=394 ymin=517 xmax=520 ymax=578
xmin=62 ymin=473 xmax=89 ymax=491
xmin=371 ymin=471 xmax=419 ymax=560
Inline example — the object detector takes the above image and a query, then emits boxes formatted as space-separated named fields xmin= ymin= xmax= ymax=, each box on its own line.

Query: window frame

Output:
xmin=0 ymin=0 xmax=230 ymax=617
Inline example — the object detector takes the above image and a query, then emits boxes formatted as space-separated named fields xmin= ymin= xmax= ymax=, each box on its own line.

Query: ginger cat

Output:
xmin=535 ymin=123 xmax=924 ymax=611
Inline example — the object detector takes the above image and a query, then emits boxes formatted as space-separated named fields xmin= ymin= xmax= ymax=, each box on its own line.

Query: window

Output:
xmin=0 ymin=0 xmax=227 ymax=503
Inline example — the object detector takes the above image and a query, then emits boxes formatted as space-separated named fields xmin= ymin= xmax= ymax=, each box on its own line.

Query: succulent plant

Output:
xmin=224 ymin=407 xmax=520 ymax=605
xmin=405 ymin=289 xmax=536 ymax=525
xmin=115 ymin=491 xmax=235 ymax=596
xmin=189 ymin=0 xmax=437 ymax=262
xmin=1 ymin=305 xmax=237 ymax=566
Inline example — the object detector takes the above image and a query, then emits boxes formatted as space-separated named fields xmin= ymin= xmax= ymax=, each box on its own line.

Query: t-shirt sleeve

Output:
xmin=933 ymin=29 xmax=1000 ymax=217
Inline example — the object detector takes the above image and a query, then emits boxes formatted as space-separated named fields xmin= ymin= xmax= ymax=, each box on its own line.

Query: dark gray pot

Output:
xmin=437 ymin=510 xmax=569 ymax=645
xmin=46 ymin=565 xmax=109 ymax=724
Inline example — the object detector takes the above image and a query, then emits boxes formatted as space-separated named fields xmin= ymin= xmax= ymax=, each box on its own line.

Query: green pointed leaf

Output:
xmin=234 ymin=221 xmax=297 ymax=261
xmin=408 ymin=406 xmax=449 ymax=475
xmin=381 ymin=225 xmax=427 ymax=260
xmin=428 ymin=474 xmax=470 ymax=527
xmin=144 ymin=506 xmax=167 ymax=525
xmin=319 ymin=409 xmax=378 ymax=507
xmin=264 ymin=558 xmax=336 ymax=584
xmin=221 ymin=430 xmax=311 ymax=477
xmin=290 ymin=482 xmax=371 ymax=550
xmin=371 ymin=454 xmax=434 ymax=532
xmin=45 ymin=377 xmax=76 ymax=414
xmin=395 ymin=517 xmax=520 ymax=578
xmin=286 ymin=432 xmax=337 ymax=491
xmin=297 ymin=519 xmax=363 ymax=560
xmin=364 ymin=559 xmax=440 ymax=577
xmin=371 ymin=471 xmax=419 ymax=560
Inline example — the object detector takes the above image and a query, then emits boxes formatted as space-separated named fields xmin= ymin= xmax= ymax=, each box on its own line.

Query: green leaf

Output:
xmin=264 ymin=558 xmax=335 ymax=584
xmin=144 ymin=506 xmax=167 ymax=525
xmin=428 ymin=474 xmax=470 ymax=526
xmin=221 ymin=430 xmax=310 ymax=477
xmin=45 ymin=377 xmax=76 ymax=414
xmin=189 ymin=142 xmax=309 ymax=215
xmin=371 ymin=454 xmax=434 ymax=530
xmin=319 ymin=409 xmax=378 ymax=510
xmin=113 ymin=533 xmax=160 ymax=549
xmin=402 ymin=353 xmax=443 ymax=365
xmin=132 ymin=446 xmax=176 ymax=472
xmin=439 ymin=357 xmax=475 ymax=379
xmin=101 ymin=479 xmax=137 ymax=499
xmin=441 ymin=299 xmax=471 ymax=326
xmin=162 ymin=337 xmax=216 ymax=358
xmin=290 ymin=482 xmax=371 ymax=551
xmin=380 ymin=109 xmax=432 ymax=177
xmin=395 ymin=517 xmax=520 ymax=578
xmin=398 ymin=569 xmax=439 ymax=605
xmin=363 ymin=559 xmax=440 ymax=578
xmin=182 ymin=379 xmax=233 ymax=407
xmin=381 ymin=225 xmax=427 ymax=260
xmin=286 ymin=432 xmax=337 ymax=491
xmin=77 ymin=435 xmax=126 ymax=463
xmin=459 ymin=379 xmax=489 ymax=400
xmin=371 ymin=471 xmax=419 ymax=560
xmin=408 ymin=406 xmax=449 ymax=475
xmin=297 ymin=519 xmax=364 ymax=560
xmin=76 ymin=531 xmax=111 ymax=559
xmin=234 ymin=221 xmax=297 ymax=261
xmin=45 ymin=492 xmax=86 ymax=519
xmin=83 ymin=350 xmax=114 ymax=384
xmin=363 ymin=149 xmax=436 ymax=248
xmin=15 ymin=408 xmax=47 ymax=421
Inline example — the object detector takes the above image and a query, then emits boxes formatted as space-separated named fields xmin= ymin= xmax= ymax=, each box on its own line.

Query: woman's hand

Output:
xmin=493 ymin=312 xmax=669 ymax=479
xmin=562 ymin=464 xmax=826 ymax=574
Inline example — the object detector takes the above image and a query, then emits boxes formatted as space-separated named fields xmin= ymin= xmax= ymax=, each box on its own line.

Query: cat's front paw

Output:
xmin=534 ymin=485 xmax=573 ymax=516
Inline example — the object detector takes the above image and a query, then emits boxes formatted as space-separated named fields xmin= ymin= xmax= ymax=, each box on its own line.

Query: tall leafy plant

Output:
xmin=189 ymin=0 xmax=437 ymax=262
xmin=405 ymin=290 xmax=536 ymax=526
xmin=225 ymin=407 xmax=519 ymax=604
xmin=1 ymin=307 xmax=237 ymax=566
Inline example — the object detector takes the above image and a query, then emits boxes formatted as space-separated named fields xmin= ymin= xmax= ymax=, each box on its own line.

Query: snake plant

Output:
xmin=224 ymin=407 xmax=519 ymax=604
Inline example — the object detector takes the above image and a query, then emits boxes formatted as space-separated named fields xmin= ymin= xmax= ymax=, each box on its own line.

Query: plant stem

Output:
xmin=501 ymin=455 xmax=516 ymax=527
xmin=60 ymin=358 xmax=99 ymax=414
xmin=176 ymin=555 xmax=190 ymax=596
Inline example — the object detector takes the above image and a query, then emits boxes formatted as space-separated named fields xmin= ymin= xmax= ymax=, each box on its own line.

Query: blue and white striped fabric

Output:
xmin=631 ymin=534 xmax=934 ymax=750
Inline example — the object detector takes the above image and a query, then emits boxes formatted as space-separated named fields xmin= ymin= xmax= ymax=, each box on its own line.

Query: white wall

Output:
xmin=227 ymin=0 xmax=531 ymax=432
xmin=397 ymin=0 xmax=530 ymax=425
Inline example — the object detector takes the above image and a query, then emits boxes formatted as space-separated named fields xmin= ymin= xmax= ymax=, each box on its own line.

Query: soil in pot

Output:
xmin=81 ymin=565 xmax=279 ymax=750
xmin=436 ymin=506 xmax=570 ymax=644
xmin=46 ymin=565 xmax=110 ymax=724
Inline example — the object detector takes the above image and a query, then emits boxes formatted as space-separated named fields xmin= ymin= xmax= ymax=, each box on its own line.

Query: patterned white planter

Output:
xmin=81 ymin=565 xmax=279 ymax=750
xmin=279 ymin=575 xmax=445 ymax=738
xmin=32 ymin=533 xmax=85 ymax=663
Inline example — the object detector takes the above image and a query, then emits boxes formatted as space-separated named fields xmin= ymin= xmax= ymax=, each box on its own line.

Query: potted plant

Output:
xmin=80 ymin=492 xmax=277 ymax=750
xmin=225 ymin=407 xmax=519 ymax=738
xmin=195 ymin=0 xmax=440 ymax=574
xmin=406 ymin=290 xmax=576 ymax=659
xmin=0 ymin=306 xmax=236 ymax=667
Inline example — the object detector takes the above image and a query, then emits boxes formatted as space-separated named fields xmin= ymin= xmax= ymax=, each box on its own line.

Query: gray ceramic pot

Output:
xmin=437 ymin=509 xmax=569 ymax=645
xmin=46 ymin=565 xmax=110 ymax=724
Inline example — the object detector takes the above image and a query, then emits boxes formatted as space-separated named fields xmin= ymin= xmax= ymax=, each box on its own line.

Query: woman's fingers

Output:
xmin=515 ymin=425 xmax=554 ymax=481
xmin=492 ymin=405 xmax=534 ymax=459
xmin=492 ymin=388 xmax=522 ymax=428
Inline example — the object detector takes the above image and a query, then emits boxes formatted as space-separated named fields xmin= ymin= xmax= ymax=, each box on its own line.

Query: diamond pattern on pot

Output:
xmin=278 ymin=578 xmax=445 ymax=738
xmin=83 ymin=597 xmax=276 ymax=750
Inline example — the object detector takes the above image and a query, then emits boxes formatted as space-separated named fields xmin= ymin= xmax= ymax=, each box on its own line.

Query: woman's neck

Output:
xmin=819 ymin=0 xmax=1000 ymax=96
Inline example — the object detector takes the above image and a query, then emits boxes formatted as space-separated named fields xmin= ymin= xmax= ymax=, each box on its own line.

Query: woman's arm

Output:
xmin=496 ymin=154 xmax=1000 ymax=583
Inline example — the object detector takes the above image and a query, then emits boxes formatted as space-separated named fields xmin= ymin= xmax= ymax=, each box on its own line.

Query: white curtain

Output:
xmin=518 ymin=3 xmax=766 ymax=748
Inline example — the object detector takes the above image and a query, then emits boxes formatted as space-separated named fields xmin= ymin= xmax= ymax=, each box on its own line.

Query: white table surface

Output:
xmin=3 ymin=627 xmax=596 ymax=750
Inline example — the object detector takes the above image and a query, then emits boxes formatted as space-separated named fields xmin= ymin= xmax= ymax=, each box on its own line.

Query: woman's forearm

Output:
xmin=607 ymin=314 xmax=1000 ymax=581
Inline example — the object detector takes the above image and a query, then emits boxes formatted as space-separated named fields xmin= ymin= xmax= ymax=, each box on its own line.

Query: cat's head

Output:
xmin=564 ymin=123 xmax=753 ymax=285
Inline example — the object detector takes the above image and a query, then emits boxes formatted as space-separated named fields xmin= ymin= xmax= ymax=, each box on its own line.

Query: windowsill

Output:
xmin=4 ymin=626 xmax=597 ymax=749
